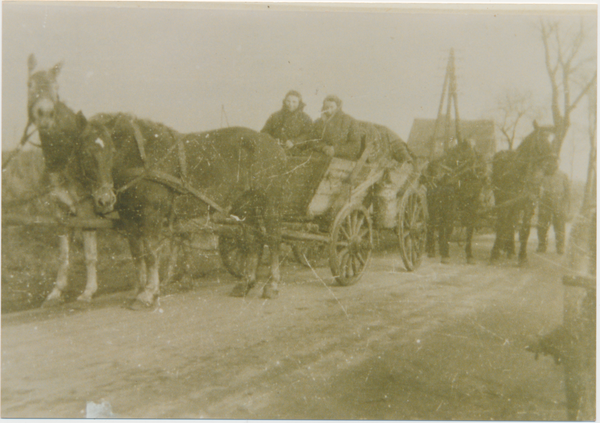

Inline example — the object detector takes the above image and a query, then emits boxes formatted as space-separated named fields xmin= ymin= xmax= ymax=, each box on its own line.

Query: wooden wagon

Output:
xmin=216 ymin=143 xmax=427 ymax=285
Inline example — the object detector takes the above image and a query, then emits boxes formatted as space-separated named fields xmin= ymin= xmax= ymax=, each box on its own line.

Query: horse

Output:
xmin=490 ymin=121 xmax=555 ymax=264
xmin=422 ymin=140 xmax=488 ymax=264
xmin=76 ymin=112 xmax=287 ymax=308
xmin=25 ymin=54 xmax=115 ymax=305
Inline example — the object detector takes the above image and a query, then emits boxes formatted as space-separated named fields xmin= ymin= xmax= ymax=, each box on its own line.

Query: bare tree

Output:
xmin=495 ymin=89 xmax=543 ymax=150
xmin=540 ymin=19 xmax=597 ymax=155
xmin=582 ymin=78 xmax=596 ymax=211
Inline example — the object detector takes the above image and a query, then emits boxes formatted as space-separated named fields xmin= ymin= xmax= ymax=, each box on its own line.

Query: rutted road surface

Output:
xmin=2 ymin=234 xmax=569 ymax=419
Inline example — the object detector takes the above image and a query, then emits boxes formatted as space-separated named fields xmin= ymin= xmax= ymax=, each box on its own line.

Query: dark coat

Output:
xmin=311 ymin=110 xmax=363 ymax=161
xmin=261 ymin=106 xmax=312 ymax=144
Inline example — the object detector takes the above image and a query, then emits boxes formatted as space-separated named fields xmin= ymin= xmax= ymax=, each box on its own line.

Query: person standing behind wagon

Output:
xmin=537 ymin=154 xmax=570 ymax=254
xmin=309 ymin=95 xmax=363 ymax=160
xmin=261 ymin=90 xmax=313 ymax=150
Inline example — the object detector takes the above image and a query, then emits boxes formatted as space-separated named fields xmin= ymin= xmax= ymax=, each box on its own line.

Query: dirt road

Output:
xmin=1 ymin=233 xmax=570 ymax=419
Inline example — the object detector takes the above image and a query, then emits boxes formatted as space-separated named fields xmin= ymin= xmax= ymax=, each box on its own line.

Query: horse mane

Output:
xmin=37 ymin=101 xmax=83 ymax=172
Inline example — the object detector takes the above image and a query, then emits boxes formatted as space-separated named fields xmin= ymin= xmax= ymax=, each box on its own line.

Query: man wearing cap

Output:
xmin=261 ymin=90 xmax=313 ymax=150
xmin=309 ymin=95 xmax=363 ymax=161
xmin=537 ymin=154 xmax=570 ymax=254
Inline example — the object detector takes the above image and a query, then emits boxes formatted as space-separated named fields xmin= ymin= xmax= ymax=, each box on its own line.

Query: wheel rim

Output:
xmin=399 ymin=190 xmax=426 ymax=271
xmin=331 ymin=205 xmax=372 ymax=285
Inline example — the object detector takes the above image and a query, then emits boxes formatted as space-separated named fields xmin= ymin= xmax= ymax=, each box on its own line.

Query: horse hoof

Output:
xmin=127 ymin=299 xmax=156 ymax=311
xmin=230 ymin=283 xmax=250 ymax=297
xmin=262 ymin=286 xmax=279 ymax=299
xmin=440 ymin=257 xmax=450 ymax=264
xmin=466 ymin=257 xmax=476 ymax=265
xmin=76 ymin=294 xmax=93 ymax=303
xmin=518 ymin=257 xmax=529 ymax=266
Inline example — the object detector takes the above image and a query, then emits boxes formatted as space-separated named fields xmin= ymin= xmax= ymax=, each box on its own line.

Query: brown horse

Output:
xmin=422 ymin=140 xmax=488 ymax=264
xmin=77 ymin=112 xmax=287 ymax=308
xmin=25 ymin=54 xmax=115 ymax=304
xmin=490 ymin=121 xmax=555 ymax=264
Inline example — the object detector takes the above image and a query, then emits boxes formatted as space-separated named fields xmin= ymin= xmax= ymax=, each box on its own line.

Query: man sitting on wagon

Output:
xmin=307 ymin=95 xmax=363 ymax=160
xmin=261 ymin=90 xmax=313 ymax=150
xmin=306 ymin=94 xmax=413 ymax=166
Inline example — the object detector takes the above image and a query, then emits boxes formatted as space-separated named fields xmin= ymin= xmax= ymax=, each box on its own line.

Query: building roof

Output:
xmin=407 ymin=117 xmax=496 ymax=160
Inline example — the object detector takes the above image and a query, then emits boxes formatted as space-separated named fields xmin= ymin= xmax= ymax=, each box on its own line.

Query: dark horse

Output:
xmin=25 ymin=54 xmax=116 ymax=304
xmin=490 ymin=122 xmax=555 ymax=264
xmin=76 ymin=112 xmax=287 ymax=308
xmin=422 ymin=140 xmax=488 ymax=264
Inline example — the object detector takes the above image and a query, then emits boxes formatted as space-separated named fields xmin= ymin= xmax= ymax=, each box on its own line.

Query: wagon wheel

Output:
xmin=397 ymin=186 xmax=427 ymax=271
xmin=329 ymin=203 xmax=373 ymax=286
xmin=292 ymin=242 xmax=328 ymax=269
xmin=218 ymin=233 xmax=244 ymax=278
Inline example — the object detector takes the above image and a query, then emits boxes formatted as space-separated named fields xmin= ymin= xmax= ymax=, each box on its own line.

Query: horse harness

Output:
xmin=117 ymin=119 xmax=229 ymax=216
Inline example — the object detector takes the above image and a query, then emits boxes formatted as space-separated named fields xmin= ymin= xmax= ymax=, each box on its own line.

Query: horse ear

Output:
xmin=76 ymin=111 xmax=88 ymax=131
xmin=27 ymin=54 xmax=37 ymax=75
xmin=49 ymin=61 xmax=64 ymax=80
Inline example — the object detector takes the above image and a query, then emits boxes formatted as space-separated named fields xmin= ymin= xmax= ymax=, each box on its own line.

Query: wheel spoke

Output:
xmin=351 ymin=212 xmax=358 ymax=235
xmin=337 ymin=247 xmax=349 ymax=259
xmin=354 ymin=213 xmax=365 ymax=234
xmin=336 ymin=241 xmax=350 ymax=249
xmin=339 ymin=224 xmax=351 ymax=241
xmin=340 ymin=253 xmax=348 ymax=275
xmin=347 ymin=255 xmax=355 ymax=277
xmin=351 ymin=254 xmax=360 ymax=274
xmin=357 ymin=227 xmax=369 ymax=240
xmin=357 ymin=251 xmax=366 ymax=266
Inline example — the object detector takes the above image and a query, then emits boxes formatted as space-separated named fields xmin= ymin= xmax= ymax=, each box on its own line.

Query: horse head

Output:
xmin=27 ymin=54 xmax=64 ymax=131
xmin=76 ymin=112 xmax=117 ymax=214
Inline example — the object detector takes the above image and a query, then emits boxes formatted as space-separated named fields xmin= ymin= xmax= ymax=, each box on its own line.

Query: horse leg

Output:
xmin=44 ymin=232 xmax=71 ymax=304
xmin=490 ymin=205 xmax=505 ymax=262
xmin=518 ymin=203 xmax=535 ymax=264
xmin=231 ymin=244 xmax=261 ymax=297
xmin=135 ymin=236 xmax=161 ymax=306
xmin=262 ymin=225 xmax=281 ymax=299
xmin=77 ymin=229 xmax=98 ymax=302
xmin=439 ymin=213 xmax=451 ymax=264
xmin=465 ymin=224 xmax=475 ymax=264
xmin=128 ymin=236 xmax=147 ymax=296
xmin=490 ymin=226 xmax=502 ymax=262
xmin=426 ymin=219 xmax=436 ymax=258
xmin=425 ymin=196 xmax=436 ymax=257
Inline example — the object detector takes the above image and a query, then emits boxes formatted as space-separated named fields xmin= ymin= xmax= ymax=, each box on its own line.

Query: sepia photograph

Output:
xmin=1 ymin=1 xmax=597 ymax=419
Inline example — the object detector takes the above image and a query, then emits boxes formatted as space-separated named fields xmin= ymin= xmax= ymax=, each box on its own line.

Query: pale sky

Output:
xmin=2 ymin=2 xmax=597 ymax=181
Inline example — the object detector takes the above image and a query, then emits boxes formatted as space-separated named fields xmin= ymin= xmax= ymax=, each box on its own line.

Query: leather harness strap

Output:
xmin=130 ymin=119 xmax=148 ymax=167
xmin=177 ymin=136 xmax=188 ymax=181
xmin=118 ymin=122 xmax=228 ymax=215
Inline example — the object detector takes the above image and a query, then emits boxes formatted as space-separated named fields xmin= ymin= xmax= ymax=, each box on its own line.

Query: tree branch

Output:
xmin=567 ymin=73 xmax=597 ymax=114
